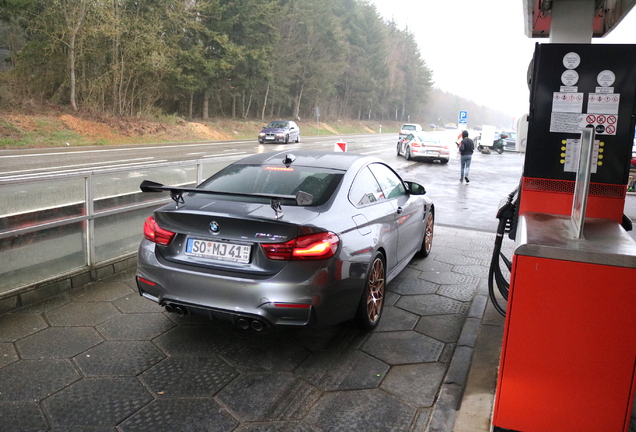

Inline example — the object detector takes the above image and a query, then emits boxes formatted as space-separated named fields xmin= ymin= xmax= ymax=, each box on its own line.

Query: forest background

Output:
xmin=0 ymin=0 xmax=512 ymax=147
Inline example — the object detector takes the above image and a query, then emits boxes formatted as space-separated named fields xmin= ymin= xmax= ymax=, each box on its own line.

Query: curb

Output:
xmin=425 ymin=279 xmax=489 ymax=431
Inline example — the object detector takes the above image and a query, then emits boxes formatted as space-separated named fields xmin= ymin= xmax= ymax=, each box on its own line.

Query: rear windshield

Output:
xmin=401 ymin=125 xmax=416 ymax=131
xmin=417 ymin=134 xmax=440 ymax=143
xmin=197 ymin=164 xmax=343 ymax=206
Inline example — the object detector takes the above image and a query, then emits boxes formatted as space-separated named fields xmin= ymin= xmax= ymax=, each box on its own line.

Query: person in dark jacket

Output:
xmin=457 ymin=130 xmax=474 ymax=183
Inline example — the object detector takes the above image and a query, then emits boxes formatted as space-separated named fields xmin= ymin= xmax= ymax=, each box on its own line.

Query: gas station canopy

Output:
xmin=523 ymin=0 xmax=636 ymax=38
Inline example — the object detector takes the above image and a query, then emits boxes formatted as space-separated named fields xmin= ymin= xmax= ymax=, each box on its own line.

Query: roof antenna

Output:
xmin=282 ymin=154 xmax=296 ymax=167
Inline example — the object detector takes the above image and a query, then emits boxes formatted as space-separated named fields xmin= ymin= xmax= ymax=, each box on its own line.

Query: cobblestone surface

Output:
xmin=4 ymin=226 xmax=625 ymax=432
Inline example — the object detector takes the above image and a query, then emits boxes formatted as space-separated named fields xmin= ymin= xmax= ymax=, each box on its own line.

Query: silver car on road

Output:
xmin=136 ymin=151 xmax=434 ymax=330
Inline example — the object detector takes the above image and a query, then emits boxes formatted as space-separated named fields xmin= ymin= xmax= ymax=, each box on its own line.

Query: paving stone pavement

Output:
xmin=0 ymin=226 xmax=512 ymax=432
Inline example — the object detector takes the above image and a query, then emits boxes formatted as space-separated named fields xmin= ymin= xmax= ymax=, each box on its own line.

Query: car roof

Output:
xmin=231 ymin=150 xmax=379 ymax=171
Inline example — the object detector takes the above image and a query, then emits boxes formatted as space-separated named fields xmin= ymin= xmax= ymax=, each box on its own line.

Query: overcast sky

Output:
xmin=370 ymin=0 xmax=636 ymax=120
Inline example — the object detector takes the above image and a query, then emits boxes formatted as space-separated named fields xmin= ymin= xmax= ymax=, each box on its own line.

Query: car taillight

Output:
xmin=411 ymin=142 xmax=421 ymax=147
xmin=262 ymin=232 xmax=339 ymax=261
xmin=261 ymin=239 xmax=295 ymax=260
xmin=143 ymin=216 xmax=176 ymax=246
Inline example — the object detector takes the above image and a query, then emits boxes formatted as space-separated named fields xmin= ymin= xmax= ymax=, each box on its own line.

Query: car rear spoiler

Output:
xmin=140 ymin=180 xmax=313 ymax=220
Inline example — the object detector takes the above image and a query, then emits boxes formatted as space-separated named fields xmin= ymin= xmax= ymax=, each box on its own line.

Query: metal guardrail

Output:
xmin=0 ymin=157 xmax=235 ymax=307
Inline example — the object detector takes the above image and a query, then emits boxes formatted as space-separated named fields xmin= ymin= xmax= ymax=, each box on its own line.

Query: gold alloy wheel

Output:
xmin=366 ymin=257 xmax=385 ymax=323
xmin=424 ymin=211 xmax=434 ymax=254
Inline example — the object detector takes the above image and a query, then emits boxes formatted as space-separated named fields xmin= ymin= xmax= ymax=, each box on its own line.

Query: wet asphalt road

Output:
xmin=393 ymin=147 xmax=526 ymax=233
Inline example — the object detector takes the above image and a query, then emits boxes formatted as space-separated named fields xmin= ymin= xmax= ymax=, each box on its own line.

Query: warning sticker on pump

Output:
xmin=550 ymin=112 xmax=617 ymax=135
xmin=552 ymin=92 xmax=584 ymax=113
xmin=588 ymin=93 xmax=620 ymax=114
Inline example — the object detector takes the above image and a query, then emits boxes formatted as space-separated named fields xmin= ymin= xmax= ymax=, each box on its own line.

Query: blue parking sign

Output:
xmin=459 ymin=110 xmax=468 ymax=124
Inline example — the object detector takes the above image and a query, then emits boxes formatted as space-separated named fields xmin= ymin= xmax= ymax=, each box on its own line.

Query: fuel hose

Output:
xmin=488 ymin=188 xmax=518 ymax=317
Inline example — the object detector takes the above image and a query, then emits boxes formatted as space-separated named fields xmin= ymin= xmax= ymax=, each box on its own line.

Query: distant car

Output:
xmin=428 ymin=124 xmax=438 ymax=130
xmin=397 ymin=132 xmax=450 ymax=164
xmin=258 ymin=120 xmax=300 ymax=144
xmin=136 ymin=150 xmax=435 ymax=331
xmin=444 ymin=123 xmax=458 ymax=129
xmin=474 ymin=125 xmax=482 ymax=131
xmin=398 ymin=123 xmax=423 ymax=143
xmin=503 ymin=131 xmax=517 ymax=151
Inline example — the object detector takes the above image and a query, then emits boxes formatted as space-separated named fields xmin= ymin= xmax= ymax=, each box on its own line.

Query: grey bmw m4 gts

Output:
xmin=136 ymin=150 xmax=434 ymax=331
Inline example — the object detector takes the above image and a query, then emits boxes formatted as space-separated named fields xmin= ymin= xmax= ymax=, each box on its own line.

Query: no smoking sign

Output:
xmin=585 ymin=113 xmax=618 ymax=135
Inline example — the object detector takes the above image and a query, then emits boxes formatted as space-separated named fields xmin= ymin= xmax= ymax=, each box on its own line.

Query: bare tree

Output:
xmin=61 ymin=0 xmax=87 ymax=111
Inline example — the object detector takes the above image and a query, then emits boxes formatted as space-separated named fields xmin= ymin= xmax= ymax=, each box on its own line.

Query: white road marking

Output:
xmin=0 ymin=141 xmax=246 ymax=159
xmin=0 ymin=157 xmax=156 ymax=175
xmin=203 ymin=152 xmax=247 ymax=158
xmin=1 ymin=160 xmax=168 ymax=180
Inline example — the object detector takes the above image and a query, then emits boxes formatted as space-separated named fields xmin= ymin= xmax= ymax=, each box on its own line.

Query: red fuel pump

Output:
xmin=491 ymin=43 xmax=636 ymax=432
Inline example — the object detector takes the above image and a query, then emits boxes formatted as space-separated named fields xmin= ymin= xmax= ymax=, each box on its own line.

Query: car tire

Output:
xmin=284 ymin=134 xmax=289 ymax=144
xmin=356 ymin=252 xmax=386 ymax=331
xmin=440 ymin=158 xmax=449 ymax=164
xmin=396 ymin=143 xmax=401 ymax=156
xmin=496 ymin=148 xmax=504 ymax=154
xmin=405 ymin=147 xmax=412 ymax=161
xmin=296 ymin=134 xmax=300 ymax=143
xmin=259 ymin=140 xmax=264 ymax=144
xmin=418 ymin=210 xmax=434 ymax=257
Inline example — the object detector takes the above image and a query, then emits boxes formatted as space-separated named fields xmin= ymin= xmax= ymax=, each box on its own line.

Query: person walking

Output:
xmin=457 ymin=130 xmax=474 ymax=183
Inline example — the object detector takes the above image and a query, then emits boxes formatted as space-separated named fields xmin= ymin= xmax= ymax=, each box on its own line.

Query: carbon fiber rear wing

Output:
xmin=140 ymin=180 xmax=313 ymax=219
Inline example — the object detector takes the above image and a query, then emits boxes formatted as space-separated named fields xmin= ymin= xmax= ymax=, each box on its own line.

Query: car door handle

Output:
xmin=396 ymin=207 xmax=403 ymax=214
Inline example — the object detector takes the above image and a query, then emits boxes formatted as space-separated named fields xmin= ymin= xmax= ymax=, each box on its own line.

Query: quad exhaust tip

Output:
xmin=164 ymin=303 xmax=186 ymax=317
xmin=237 ymin=318 xmax=250 ymax=330
xmin=251 ymin=320 xmax=264 ymax=331
xmin=237 ymin=317 xmax=265 ymax=331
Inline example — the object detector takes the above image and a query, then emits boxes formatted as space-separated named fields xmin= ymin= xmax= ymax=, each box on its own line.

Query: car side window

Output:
xmin=348 ymin=167 xmax=385 ymax=207
xmin=368 ymin=163 xmax=406 ymax=200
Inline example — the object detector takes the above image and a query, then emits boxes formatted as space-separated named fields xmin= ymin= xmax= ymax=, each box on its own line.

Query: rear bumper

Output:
xmin=136 ymin=240 xmax=364 ymax=328
xmin=410 ymin=149 xmax=450 ymax=162
xmin=137 ymin=282 xmax=313 ymax=328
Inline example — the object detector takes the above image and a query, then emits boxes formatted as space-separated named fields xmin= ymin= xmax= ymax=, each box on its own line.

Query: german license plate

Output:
xmin=265 ymin=136 xmax=275 ymax=140
xmin=185 ymin=239 xmax=251 ymax=263
xmin=426 ymin=151 xmax=439 ymax=156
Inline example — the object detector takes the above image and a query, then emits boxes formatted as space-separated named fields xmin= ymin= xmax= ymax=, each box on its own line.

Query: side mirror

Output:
xmin=405 ymin=181 xmax=426 ymax=195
